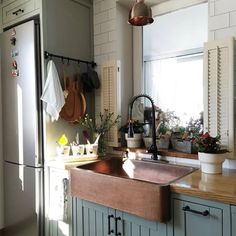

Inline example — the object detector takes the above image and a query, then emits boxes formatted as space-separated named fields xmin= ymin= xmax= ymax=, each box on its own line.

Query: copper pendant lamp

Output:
xmin=128 ymin=0 xmax=154 ymax=26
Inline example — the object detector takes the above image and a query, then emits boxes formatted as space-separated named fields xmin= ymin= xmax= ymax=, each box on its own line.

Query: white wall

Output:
xmin=42 ymin=0 xmax=94 ymax=158
xmin=208 ymin=0 xmax=236 ymax=40
xmin=208 ymin=0 xmax=236 ymax=168
xmin=93 ymin=0 xmax=133 ymax=124
xmin=93 ymin=0 xmax=117 ymax=119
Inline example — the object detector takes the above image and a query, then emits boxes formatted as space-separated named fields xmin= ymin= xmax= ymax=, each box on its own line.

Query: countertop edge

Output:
xmin=170 ymin=185 xmax=236 ymax=205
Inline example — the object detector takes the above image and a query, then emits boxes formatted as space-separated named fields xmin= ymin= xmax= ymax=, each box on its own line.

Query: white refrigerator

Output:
xmin=0 ymin=20 xmax=44 ymax=236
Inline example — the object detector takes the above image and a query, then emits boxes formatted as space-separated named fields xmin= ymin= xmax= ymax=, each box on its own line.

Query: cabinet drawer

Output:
xmin=2 ymin=0 xmax=35 ymax=24
xmin=231 ymin=205 xmax=236 ymax=236
xmin=173 ymin=199 xmax=223 ymax=236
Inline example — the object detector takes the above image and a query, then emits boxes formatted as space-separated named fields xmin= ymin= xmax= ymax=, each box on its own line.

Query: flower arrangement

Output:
xmin=119 ymin=120 xmax=144 ymax=134
xmin=79 ymin=109 xmax=120 ymax=155
xmin=194 ymin=132 xmax=227 ymax=153
xmin=80 ymin=109 xmax=120 ymax=135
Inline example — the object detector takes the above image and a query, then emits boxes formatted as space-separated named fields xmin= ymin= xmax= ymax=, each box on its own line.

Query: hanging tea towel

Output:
xmin=41 ymin=60 xmax=65 ymax=121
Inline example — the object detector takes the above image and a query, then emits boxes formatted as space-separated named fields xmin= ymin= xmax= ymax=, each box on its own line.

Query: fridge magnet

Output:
xmin=11 ymin=50 xmax=19 ymax=58
xmin=12 ymin=60 xmax=17 ymax=69
xmin=11 ymin=28 xmax=16 ymax=36
xmin=11 ymin=69 xmax=19 ymax=77
xmin=10 ymin=37 xmax=16 ymax=46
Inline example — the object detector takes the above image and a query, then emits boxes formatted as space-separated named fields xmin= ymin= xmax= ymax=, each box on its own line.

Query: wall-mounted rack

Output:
xmin=44 ymin=51 xmax=97 ymax=68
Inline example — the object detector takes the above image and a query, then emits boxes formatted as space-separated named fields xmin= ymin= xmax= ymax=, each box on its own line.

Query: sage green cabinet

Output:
xmin=231 ymin=205 xmax=236 ymax=236
xmin=172 ymin=194 xmax=231 ymax=236
xmin=120 ymin=211 xmax=168 ymax=236
xmin=72 ymin=198 xmax=168 ymax=236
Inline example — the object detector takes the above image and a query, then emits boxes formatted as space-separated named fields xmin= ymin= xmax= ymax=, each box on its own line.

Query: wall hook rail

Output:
xmin=44 ymin=51 xmax=97 ymax=68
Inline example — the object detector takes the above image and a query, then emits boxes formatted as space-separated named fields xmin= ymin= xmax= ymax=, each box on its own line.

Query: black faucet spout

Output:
xmin=128 ymin=94 xmax=158 ymax=160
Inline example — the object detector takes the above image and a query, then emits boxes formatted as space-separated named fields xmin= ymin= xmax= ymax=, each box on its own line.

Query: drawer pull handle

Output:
xmin=12 ymin=9 xmax=24 ymax=16
xmin=115 ymin=216 xmax=122 ymax=236
xmin=182 ymin=205 xmax=209 ymax=216
xmin=108 ymin=214 xmax=114 ymax=235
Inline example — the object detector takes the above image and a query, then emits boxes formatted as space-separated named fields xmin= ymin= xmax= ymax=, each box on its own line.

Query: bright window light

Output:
xmin=144 ymin=54 xmax=203 ymax=125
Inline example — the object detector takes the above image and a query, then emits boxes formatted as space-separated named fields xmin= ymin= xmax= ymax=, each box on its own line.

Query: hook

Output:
xmin=61 ymin=56 xmax=64 ymax=64
xmin=44 ymin=51 xmax=49 ymax=59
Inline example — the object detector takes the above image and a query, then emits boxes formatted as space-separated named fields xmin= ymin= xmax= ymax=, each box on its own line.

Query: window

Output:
xmin=143 ymin=3 xmax=208 ymax=126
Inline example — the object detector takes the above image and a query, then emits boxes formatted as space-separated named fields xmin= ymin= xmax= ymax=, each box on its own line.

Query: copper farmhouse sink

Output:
xmin=70 ymin=158 xmax=195 ymax=222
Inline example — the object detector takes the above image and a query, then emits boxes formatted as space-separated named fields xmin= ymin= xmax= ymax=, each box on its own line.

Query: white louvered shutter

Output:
xmin=101 ymin=60 xmax=121 ymax=147
xmin=203 ymin=37 xmax=234 ymax=158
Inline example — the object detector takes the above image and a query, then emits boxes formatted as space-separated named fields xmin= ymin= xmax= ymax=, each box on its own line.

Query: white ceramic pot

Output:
xmin=125 ymin=133 xmax=142 ymax=148
xmin=198 ymin=152 xmax=227 ymax=174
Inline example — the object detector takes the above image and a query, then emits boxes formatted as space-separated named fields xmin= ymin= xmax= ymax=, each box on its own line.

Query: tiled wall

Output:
xmin=208 ymin=0 xmax=236 ymax=168
xmin=209 ymin=0 xmax=236 ymax=39
xmin=93 ymin=0 xmax=117 ymax=117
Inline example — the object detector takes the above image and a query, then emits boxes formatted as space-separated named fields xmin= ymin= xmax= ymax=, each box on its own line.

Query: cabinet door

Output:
xmin=118 ymin=211 xmax=167 ymax=236
xmin=173 ymin=199 xmax=223 ymax=236
xmin=73 ymin=198 xmax=115 ymax=236
xmin=46 ymin=167 xmax=71 ymax=236
xmin=231 ymin=205 xmax=236 ymax=236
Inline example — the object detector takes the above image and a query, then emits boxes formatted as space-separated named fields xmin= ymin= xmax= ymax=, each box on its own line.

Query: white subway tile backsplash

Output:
xmin=100 ymin=0 xmax=116 ymax=12
xmin=108 ymin=8 xmax=116 ymax=19
xmin=215 ymin=25 xmax=236 ymax=39
xmin=230 ymin=11 xmax=236 ymax=26
xmin=108 ymin=53 xmax=117 ymax=60
xmin=100 ymin=41 xmax=116 ymax=54
xmin=108 ymin=30 xmax=117 ymax=42
xmin=94 ymin=55 xmax=109 ymax=65
xmin=100 ymin=19 xmax=116 ymax=33
xmin=94 ymin=11 xmax=109 ymax=24
xmin=209 ymin=2 xmax=215 ymax=17
xmin=93 ymin=2 xmax=101 ymax=15
xmin=94 ymin=45 xmax=101 ymax=56
xmin=209 ymin=13 xmax=229 ymax=31
xmin=215 ymin=0 xmax=236 ymax=15
xmin=94 ymin=33 xmax=109 ymax=45
xmin=94 ymin=24 xmax=101 ymax=35
xmin=208 ymin=30 xmax=215 ymax=40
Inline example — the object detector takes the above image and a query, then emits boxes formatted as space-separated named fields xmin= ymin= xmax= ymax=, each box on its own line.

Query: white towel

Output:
xmin=41 ymin=60 xmax=65 ymax=121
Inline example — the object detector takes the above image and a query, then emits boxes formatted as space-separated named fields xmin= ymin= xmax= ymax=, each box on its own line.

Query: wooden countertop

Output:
xmin=171 ymin=168 xmax=236 ymax=205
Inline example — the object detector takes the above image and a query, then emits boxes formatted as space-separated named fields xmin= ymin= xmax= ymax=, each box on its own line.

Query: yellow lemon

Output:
xmin=58 ymin=134 xmax=68 ymax=146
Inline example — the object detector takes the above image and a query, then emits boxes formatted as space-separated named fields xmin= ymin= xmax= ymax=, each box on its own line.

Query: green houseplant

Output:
xmin=194 ymin=132 xmax=228 ymax=174
xmin=79 ymin=109 xmax=120 ymax=156
xmin=119 ymin=120 xmax=144 ymax=148
xmin=171 ymin=116 xmax=203 ymax=154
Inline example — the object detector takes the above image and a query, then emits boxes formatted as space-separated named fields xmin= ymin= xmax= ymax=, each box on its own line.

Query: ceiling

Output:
xmin=118 ymin=0 xmax=167 ymax=8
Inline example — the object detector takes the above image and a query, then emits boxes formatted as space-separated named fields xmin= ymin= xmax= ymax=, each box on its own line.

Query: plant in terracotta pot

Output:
xmin=194 ymin=132 xmax=228 ymax=174
xmin=120 ymin=120 xmax=144 ymax=148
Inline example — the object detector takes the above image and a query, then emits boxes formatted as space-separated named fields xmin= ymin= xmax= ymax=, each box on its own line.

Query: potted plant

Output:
xmin=171 ymin=116 xmax=203 ymax=154
xmin=79 ymin=109 xmax=120 ymax=156
xmin=155 ymin=109 xmax=178 ymax=149
xmin=120 ymin=120 xmax=144 ymax=148
xmin=194 ymin=132 xmax=228 ymax=174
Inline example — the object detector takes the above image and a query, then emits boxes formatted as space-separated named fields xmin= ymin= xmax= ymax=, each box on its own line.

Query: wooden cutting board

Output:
xmin=60 ymin=74 xmax=86 ymax=122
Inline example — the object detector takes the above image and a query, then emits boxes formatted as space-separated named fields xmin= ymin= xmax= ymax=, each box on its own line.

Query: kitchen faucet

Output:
xmin=128 ymin=94 xmax=158 ymax=160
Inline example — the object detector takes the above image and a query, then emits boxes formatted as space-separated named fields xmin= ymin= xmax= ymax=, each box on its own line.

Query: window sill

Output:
xmin=113 ymin=147 xmax=198 ymax=160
